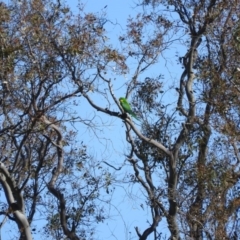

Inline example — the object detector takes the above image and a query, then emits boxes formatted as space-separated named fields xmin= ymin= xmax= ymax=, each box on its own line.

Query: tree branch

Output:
xmin=0 ymin=162 xmax=32 ymax=239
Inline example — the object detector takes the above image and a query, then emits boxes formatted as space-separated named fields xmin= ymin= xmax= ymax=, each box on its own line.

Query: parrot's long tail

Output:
xmin=129 ymin=110 xmax=139 ymax=120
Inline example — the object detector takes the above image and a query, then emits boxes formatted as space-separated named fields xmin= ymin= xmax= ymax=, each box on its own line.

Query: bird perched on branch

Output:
xmin=119 ymin=97 xmax=139 ymax=120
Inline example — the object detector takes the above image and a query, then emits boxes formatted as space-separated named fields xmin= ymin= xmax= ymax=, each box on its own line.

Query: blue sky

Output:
xmin=69 ymin=1 xmax=173 ymax=239
xmin=68 ymin=1 xmax=179 ymax=240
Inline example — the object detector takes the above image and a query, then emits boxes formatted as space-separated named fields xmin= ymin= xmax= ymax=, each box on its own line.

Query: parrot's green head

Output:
xmin=119 ymin=97 xmax=125 ymax=103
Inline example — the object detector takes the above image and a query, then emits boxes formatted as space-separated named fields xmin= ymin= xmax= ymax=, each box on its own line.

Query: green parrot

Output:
xmin=119 ymin=97 xmax=139 ymax=120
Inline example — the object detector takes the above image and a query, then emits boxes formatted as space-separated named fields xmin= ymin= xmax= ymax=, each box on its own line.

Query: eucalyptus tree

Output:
xmin=1 ymin=0 xmax=240 ymax=240
xmin=0 ymin=1 xmax=108 ymax=239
